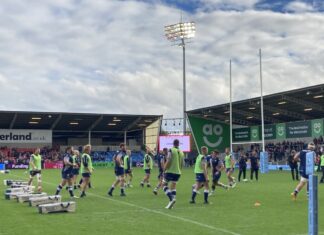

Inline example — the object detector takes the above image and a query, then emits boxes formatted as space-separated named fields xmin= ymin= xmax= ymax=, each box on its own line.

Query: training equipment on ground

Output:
xmin=17 ymin=193 xmax=47 ymax=203
xmin=3 ymin=180 xmax=28 ymax=186
xmin=5 ymin=192 xmax=25 ymax=200
xmin=10 ymin=183 xmax=30 ymax=188
xmin=5 ymin=186 xmax=34 ymax=194
xmin=29 ymin=195 xmax=61 ymax=207
xmin=0 ymin=170 xmax=10 ymax=174
xmin=38 ymin=201 xmax=76 ymax=214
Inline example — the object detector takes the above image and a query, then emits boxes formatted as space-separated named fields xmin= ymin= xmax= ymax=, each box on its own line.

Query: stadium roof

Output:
xmin=0 ymin=111 xmax=162 ymax=133
xmin=187 ymin=84 xmax=324 ymax=126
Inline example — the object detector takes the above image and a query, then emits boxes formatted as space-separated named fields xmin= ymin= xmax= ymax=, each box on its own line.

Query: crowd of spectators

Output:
xmin=0 ymin=146 xmax=62 ymax=165
xmin=233 ymin=137 xmax=323 ymax=163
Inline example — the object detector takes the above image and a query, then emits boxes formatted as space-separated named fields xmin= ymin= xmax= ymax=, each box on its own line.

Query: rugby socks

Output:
xmin=212 ymin=185 xmax=216 ymax=191
xmin=147 ymin=182 xmax=151 ymax=188
xmin=55 ymin=185 xmax=63 ymax=195
xmin=171 ymin=189 xmax=176 ymax=199
xmin=74 ymin=184 xmax=77 ymax=190
xmin=191 ymin=189 xmax=197 ymax=202
xmin=121 ymin=187 xmax=125 ymax=195
xmin=68 ymin=186 xmax=74 ymax=197
xmin=163 ymin=186 xmax=173 ymax=201
xmin=88 ymin=182 xmax=92 ymax=188
xmin=204 ymin=190 xmax=209 ymax=203
xmin=140 ymin=181 xmax=144 ymax=187
xmin=294 ymin=189 xmax=299 ymax=196
xmin=108 ymin=185 xmax=115 ymax=195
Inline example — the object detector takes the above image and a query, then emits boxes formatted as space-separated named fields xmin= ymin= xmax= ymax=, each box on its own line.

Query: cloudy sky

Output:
xmin=0 ymin=0 xmax=323 ymax=118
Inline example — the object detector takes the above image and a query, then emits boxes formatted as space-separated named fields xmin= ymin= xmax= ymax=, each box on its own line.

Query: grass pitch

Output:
xmin=0 ymin=168 xmax=323 ymax=235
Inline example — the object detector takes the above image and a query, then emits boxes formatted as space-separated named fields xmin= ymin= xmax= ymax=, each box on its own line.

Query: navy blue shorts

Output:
xmin=145 ymin=169 xmax=151 ymax=175
xmin=164 ymin=173 xmax=181 ymax=182
xmin=115 ymin=167 xmax=125 ymax=176
xmin=125 ymin=169 xmax=131 ymax=174
xmin=29 ymin=170 xmax=41 ymax=176
xmin=213 ymin=172 xmax=221 ymax=182
xmin=196 ymin=173 xmax=207 ymax=183
xmin=82 ymin=173 xmax=91 ymax=178
xmin=62 ymin=170 xmax=73 ymax=180
xmin=226 ymin=168 xmax=233 ymax=173
xmin=72 ymin=169 xmax=79 ymax=175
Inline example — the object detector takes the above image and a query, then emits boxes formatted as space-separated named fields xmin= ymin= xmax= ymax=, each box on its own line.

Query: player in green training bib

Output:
xmin=320 ymin=149 xmax=324 ymax=183
xmin=124 ymin=150 xmax=133 ymax=187
xmin=190 ymin=146 xmax=210 ymax=204
xmin=140 ymin=148 xmax=153 ymax=188
xmin=224 ymin=147 xmax=236 ymax=188
xmin=80 ymin=144 xmax=93 ymax=198
xmin=28 ymin=148 xmax=42 ymax=192
xmin=163 ymin=139 xmax=184 ymax=209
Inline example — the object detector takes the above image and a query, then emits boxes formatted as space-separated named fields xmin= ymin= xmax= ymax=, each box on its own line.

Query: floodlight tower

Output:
xmin=164 ymin=21 xmax=196 ymax=134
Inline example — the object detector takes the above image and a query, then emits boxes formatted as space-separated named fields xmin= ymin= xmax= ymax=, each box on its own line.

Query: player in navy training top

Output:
xmin=209 ymin=150 xmax=229 ymax=196
xmin=249 ymin=150 xmax=259 ymax=181
xmin=108 ymin=143 xmax=127 ymax=197
xmin=153 ymin=148 xmax=168 ymax=195
xmin=291 ymin=142 xmax=315 ymax=200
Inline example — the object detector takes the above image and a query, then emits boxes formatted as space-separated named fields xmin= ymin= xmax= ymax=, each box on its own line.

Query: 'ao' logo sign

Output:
xmin=313 ymin=122 xmax=322 ymax=134
xmin=202 ymin=124 xmax=223 ymax=148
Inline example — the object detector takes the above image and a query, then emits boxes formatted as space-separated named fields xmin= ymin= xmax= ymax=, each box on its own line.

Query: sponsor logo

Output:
xmin=202 ymin=124 xmax=223 ymax=148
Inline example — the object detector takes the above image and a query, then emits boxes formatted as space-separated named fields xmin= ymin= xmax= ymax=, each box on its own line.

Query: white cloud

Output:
xmin=0 ymin=0 xmax=323 ymax=119
xmin=284 ymin=1 xmax=315 ymax=13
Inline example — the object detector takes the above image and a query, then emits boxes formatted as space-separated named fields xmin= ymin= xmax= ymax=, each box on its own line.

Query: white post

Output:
xmin=229 ymin=60 xmax=233 ymax=153
xmin=124 ymin=131 xmax=127 ymax=146
xmin=259 ymin=49 xmax=265 ymax=152
xmin=88 ymin=131 xmax=91 ymax=145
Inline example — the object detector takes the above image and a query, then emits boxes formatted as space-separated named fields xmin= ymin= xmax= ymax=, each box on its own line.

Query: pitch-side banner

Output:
xmin=187 ymin=115 xmax=230 ymax=152
xmin=0 ymin=129 xmax=52 ymax=143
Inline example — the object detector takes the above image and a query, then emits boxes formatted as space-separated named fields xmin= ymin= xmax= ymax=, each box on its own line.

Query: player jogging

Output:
xmin=124 ymin=150 xmax=133 ymax=187
xmin=190 ymin=146 xmax=210 ymax=204
xmin=108 ymin=143 xmax=127 ymax=197
xmin=28 ymin=148 xmax=42 ymax=192
xmin=153 ymin=148 xmax=168 ymax=195
xmin=238 ymin=151 xmax=247 ymax=182
xmin=224 ymin=147 xmax=236 ymax=188
xmin=140 ymin=148 xmax=153 ymax=188
xmin=55 ymin=146 xmax=78 ymax=198
xmin=209 ymin=150 xmax=229 ymax=196
xmin=163 ymin=139 xmax=184 ymax=209
xmin=80 ymin=144 xmax=93 ymax=198
xmin=291 ymin=142 xmax=315 ymax=200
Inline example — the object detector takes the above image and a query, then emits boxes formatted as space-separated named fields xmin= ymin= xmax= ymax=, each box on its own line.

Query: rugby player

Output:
xmin=27 ymin=148 xmax=42 ymax=192
xmin=209 ymin=150 xmax=229 ymax=196
xmin=124 ymin=150 xmax=133 ymax=188
xmin=190 ymin=146 xmax=210 ymax=204
xmin=163 ymin=139 xmax=184 ymax=209
xmin=224 ymin=147 xmax=236 ymax=188
xmin=80 ymin=144 xmax=93 ymax=198
xmin=140 ymin=148 xmax=153 ymax=188
xmin=108 ymin=143 xmax=127 ymax=196
xmin=153 ymin=148 xmax=168 ymax=195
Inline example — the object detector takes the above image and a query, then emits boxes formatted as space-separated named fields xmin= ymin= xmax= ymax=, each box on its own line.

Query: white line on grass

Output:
xmin=7 ymin=173 xmax=241 ymax=235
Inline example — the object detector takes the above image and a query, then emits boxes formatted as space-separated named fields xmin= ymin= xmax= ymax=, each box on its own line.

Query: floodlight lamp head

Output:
xmin=164 ymin=22 xmax=196 ymax=43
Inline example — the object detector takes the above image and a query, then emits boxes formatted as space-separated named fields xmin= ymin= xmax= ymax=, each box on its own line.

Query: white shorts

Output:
xmin=300 ymin=176 xmax=308 ymax=183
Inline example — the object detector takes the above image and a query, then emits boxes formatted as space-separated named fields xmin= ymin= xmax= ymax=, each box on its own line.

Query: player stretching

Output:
xmin=224 ymin=148 xmax=236 ymax=188
xmin=190 ymin=146 xmax=210 ymax=204
xmin=124 ymin=150 xmax=133 ymax=187
xmin=55 ymin=147 xmax=78 ymax=198
xmin=163 ymin=139 xmax=184 ymax=209
xmin=140 ymin=148 xmax=153 ymax=188
xmin=291 ymin=142 xmax=315 ymax=200
xmin=28 ymin=148 xmax=42 ymax=192
xmin=209 ymin=150 xmax=229 ymax=196
xmin=108 ymin=143 xmax=127 ymax=196
xmin=80 ymin=144 xmax=93 ymax=198
xmin=153 ymin=148 xmax=167 ymax=195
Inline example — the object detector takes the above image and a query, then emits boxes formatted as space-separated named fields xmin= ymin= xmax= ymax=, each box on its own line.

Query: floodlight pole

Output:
xmin=229 ymin=60 xmax=233 ymax=153
xmin=182 ymin=38 xmax=187 ymax=135
xmin=259 ymin=49 xmax=265 ymax=152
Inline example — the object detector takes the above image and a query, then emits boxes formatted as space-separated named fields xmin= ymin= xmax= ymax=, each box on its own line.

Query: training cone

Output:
xmin=254 ymin=201 xmax=261 ymax=207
